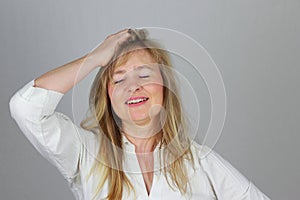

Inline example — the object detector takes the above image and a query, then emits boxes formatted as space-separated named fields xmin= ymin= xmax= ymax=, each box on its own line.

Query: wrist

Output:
xmin=83 ymin=54 xmax=101 ymax=69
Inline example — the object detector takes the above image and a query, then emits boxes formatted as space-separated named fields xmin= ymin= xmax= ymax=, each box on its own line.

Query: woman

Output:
xmin=9 ymin=28 xmax=270 ymax=199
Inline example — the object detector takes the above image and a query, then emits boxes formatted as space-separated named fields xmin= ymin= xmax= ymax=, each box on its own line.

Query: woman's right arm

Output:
xmin=34 ymin=28 xmax=133 ymax=93
xmin=9 ymin=28 xmax=134 ymax=180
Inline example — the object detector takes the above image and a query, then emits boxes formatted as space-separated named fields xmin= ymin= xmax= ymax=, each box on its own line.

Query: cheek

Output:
xmin=108 ymin=85 xmax=119 ymax=107
xmin=108 ymin=85 xmax=113 ymax=102
xmin=149 ymin=84 xmax=164 ymax=103
xmin=156 ymin=76 xmax=164 ymax=99
xmin=108 ymin=85 xmax=125 ymax=112
xmin=149 ymin=75 xmax=164 ymax=103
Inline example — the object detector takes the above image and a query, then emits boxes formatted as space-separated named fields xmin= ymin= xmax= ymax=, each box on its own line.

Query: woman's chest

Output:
xmin=81 ymin=166 xmax=216 ymax=200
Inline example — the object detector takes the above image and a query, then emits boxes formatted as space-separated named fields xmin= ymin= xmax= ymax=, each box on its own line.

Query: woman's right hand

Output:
xmin=87 ymin=28 xmax=135 ymax=68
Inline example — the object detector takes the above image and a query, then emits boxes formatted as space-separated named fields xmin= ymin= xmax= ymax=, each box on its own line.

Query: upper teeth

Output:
xmin=126 ymin=98 xmax=148 ymax=104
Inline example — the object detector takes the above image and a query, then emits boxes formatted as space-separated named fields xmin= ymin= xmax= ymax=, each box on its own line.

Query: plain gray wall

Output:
xmin=1 ymin=0 xmax=299 ymax=199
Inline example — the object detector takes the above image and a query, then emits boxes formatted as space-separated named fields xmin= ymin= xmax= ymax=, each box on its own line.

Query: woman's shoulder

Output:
xmin=189 ymin=142 xmax=270 ymax=199
xmin=190 ymin=142 xmax=249 ymax=184
xmin=189 ymin=142 xmax=252 ymax=199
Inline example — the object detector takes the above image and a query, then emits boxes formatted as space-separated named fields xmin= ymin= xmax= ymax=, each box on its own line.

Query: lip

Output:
xmin=125 ymin=96 xmax=149 ymax=107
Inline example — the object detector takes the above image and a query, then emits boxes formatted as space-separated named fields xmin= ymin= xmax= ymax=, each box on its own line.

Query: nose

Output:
xmin=126 ymin=77 xmax=142 ymax=92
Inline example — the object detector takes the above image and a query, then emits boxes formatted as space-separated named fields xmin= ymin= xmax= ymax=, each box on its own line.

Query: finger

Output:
xmin=127 ymin=29 xmax=148 ymax=41
xmin=112 ymin=28 xmax=132 ymax=38
xmin=115 ymin=28 xmax=130 ymax=35
xmin=118 ymin=29 xmax=135 ymax=41
xmin=106 ymin=28 xmax=129 ymax=39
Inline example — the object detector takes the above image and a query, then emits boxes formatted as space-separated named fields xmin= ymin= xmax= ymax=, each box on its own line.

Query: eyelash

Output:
xmin=139 ymin=75 xmax=150 ymax=78
xmin=114 ymin=79 xmax=124 ymax=84
xmin=113 ymin=75 xmax=150 ymax=85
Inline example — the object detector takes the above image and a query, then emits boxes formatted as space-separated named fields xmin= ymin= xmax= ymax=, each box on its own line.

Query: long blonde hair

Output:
xmin=81 ymin=29 xmax=195 ymax=199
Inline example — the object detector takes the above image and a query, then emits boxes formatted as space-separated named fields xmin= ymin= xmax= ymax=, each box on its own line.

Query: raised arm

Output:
xmin=34 ymin=28 xmax=134 ymax=93
xmin=9 ymin=28 xmax=136 ymax=180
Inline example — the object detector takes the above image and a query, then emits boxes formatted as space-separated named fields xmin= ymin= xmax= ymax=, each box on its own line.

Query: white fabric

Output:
xmin=9 ymin=80 xmax=271 ymax=200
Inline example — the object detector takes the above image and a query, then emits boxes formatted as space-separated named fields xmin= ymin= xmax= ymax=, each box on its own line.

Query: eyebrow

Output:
xmin=113 ymin=69 xmax=126 ymax=75
xmin=113 ymin=65 xmax=154 ymax=75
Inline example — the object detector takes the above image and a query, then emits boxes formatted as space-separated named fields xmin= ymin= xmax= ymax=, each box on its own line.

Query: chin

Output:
xmin=130 ymin=116 xmax=151 ymax=126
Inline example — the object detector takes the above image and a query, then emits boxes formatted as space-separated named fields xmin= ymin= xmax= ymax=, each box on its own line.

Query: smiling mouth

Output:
xmin=125 ymin=97 xmax=149 ymax=105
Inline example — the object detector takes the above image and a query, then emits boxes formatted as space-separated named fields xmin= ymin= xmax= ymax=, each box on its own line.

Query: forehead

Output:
xmin=113 ymin=50 xmax=156 ymax=73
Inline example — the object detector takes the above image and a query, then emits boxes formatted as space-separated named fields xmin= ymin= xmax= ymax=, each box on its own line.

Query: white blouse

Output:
xmin=9 ymin=80 xmax=270 ymax=200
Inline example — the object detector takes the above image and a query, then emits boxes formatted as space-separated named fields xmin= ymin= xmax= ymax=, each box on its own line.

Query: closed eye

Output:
xmin=139 ymin=75 xmax=150 ymax=78
xmin=114 ymin=79 xmax=124 ymax=84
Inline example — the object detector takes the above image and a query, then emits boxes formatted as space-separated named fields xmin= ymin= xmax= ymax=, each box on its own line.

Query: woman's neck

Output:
xmin=124 ymin=133 xmax=161 ymax=153
xmin=122 ymin=119 xmax=162 ymax=153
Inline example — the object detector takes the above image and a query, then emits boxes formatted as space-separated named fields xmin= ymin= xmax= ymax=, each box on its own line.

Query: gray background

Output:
xmin=1 ymin=0 xmax=299 ymax=199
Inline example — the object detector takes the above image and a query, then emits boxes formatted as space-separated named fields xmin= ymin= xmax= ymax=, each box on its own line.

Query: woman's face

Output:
xmin=108 ymin=50 xmax=164 ymax=126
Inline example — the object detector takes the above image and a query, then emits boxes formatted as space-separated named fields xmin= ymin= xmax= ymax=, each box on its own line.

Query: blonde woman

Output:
xmin=9 ymin=28 xmax=270 ymax=200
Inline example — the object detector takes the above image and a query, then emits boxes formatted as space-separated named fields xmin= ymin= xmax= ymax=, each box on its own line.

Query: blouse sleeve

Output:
xmin=199 ymin=146 xmax=271 ymax=200
xmin=9 ymin=80 xmax=83 ymax=181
